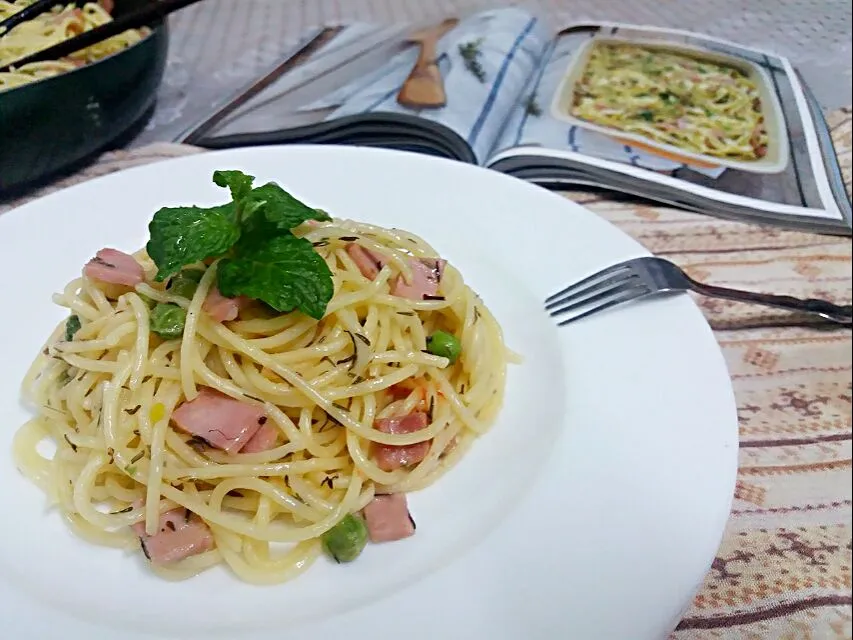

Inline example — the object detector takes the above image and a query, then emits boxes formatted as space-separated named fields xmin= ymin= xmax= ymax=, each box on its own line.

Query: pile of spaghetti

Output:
xmin=13 ymin=169 xmax=514 ymax=584
xmin=571 ymin=41 xmax=769 ymax=161
xmin=0 ymin=0 xmax=147 ymax=91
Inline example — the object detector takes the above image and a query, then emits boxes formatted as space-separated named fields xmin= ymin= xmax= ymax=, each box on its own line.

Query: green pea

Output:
xmin=322 ymin=513 xmax=368 ymax=563
xmin=168 ymin=269 xmax=204 ymax=300
xmin=64 ymin=315 xmax=81 ymax=341
xmin=426 ymin=330 xmax=462 ymax=363
xmin=150 ymin=303 xmax=187 ymax=339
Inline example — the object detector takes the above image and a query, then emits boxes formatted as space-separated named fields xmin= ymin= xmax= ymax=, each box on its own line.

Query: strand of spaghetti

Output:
xmin=170 ymin=455 xmax=351 ymax=481
xmin=53 ymin=323 xmax=136 ymax=353
xmin=205 ymin=320 xmax=414 ymax=436
xmin=215 ymin=532 xmax=320 ymax=585
xmin=150 ymin=549 xmax=223 ymax=582
xmin=58 ymin=352 xmax=119 ymax=373
xmin=52 ymin=291 xmax=101 ymax=321
xmin=71 ymin=450 xmax=117 ymax=530
xmin=145 ymin=386 xmax=179 ymax=536
xmin=21 ymin=322 xmax=64 ymax=394
xmin=240 ymin=317 xmax=320 ymax=351
xmin=345 ymin=427 xmax=406 ymax=484
xmin=158 ymin=471 xmax=364 ymax=543
xmin=82 ymin=277 xmax=115 ymax=316
xmin=297 ymin=407 xmax=349 ymax=459
xmin=431 ymin=370 xmax=488 ymax=433
xmin=180 ymin=264 xmax=216 ymax=400
xmin=12 ymin=419 xmax=57 ymax=499
xmin=206 ymin=477 xmax=325 ymax=521
xmin=100 ymin=351 xmax=136 ymax=471
xmin=325 ymin=265 xmax=393 ymax=314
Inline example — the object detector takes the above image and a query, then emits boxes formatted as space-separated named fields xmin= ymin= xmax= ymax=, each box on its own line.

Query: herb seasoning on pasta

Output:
xmin=13 ymin=170 xmax=517 ymax=584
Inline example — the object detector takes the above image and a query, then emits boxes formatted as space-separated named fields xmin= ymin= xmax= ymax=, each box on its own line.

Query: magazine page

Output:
xmin=198 ymin=8 xmax=551 ymax=164
xmin=488 ymin=23 xmax=849 ymax=225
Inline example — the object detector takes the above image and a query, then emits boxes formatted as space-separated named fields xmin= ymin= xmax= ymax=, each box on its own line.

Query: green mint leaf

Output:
xmin=149 ymin=303 xmax=187 ymax=339
xmin=136 ymin=293 xmax=156 ymax=308
xmin=217 ymin=234 xmax=333 ymax=320
xmin=64 ymin=315 xmax=81 ymax=341
xmin=146 ymin=204 xmax=240 ymax=282
xmin=245 ymin=183 xmax=331 ymax=231
xmin=213 ymin=170 xmax=255 ymax=202
xmin=167 ymin=269 xmax=204 ymax=299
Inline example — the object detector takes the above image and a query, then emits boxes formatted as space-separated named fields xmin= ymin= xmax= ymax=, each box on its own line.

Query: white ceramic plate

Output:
xmin=0 ymin=146 xmax=737 ymax=640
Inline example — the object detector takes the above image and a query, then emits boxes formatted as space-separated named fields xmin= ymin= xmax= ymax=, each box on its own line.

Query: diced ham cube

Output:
xmin=391 ymin=258 xmax=446 ymax=300
xmin=375 ymin=412 xmax=428 ymax=434
xmin=83 ymin=248 xmax=144 ymax=287
xmin=346 ymin=243 xmax=385 ymax=280
xmin=171 ymin=387 xmax=266 ymax=453
xmin=373 ymin=412 xmax=430 ymax=472
xmin=132 ymin=507 xmax=214 ymax=564
xmin=362 ymin=494 xmax=416 ymax=543
xmin=240 ymin=420 xmax=278 ymax=453
xmin=203 ymin=287 xmax=249 ymax=322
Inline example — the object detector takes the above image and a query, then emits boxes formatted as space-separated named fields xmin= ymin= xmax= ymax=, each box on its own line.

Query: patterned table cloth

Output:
xmin=1 ymin=111 xmax=850 ymax=638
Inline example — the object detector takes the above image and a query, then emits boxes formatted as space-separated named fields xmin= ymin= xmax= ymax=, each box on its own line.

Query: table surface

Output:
xmin=3 ymin=112 xmax=849 ymax=638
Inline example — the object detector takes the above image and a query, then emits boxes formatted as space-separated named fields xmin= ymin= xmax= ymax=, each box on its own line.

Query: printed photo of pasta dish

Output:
xmin=0 ymin=0 xmax=147 ymax=91
xmin=13 ymin=170 xmax=515 ymax=584
xmin=571 ymin=42 xmax=769 ymax=162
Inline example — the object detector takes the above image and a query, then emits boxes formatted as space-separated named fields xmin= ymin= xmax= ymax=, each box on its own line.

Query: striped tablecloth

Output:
xmin=1 ymin=110 xmax=850 ymax=639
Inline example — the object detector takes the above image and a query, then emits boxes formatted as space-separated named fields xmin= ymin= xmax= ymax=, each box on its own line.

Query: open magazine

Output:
xmin=179 ymin=7 xmax=852 ymax=235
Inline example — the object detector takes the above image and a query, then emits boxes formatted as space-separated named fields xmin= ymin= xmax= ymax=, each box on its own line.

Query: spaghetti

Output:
xmin=0 ymin=1 xmax=147 ymax=91
xmin=571 ymin=42 xmax=769 ymax=161
xmin=13 ymin=204 xmax=514 ymax=584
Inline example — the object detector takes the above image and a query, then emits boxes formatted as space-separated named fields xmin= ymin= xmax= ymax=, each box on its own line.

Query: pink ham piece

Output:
xmin=346 ymin=243 xmax=386 ymax=280
xmin=132 ymin=508 xmax=214 ymax=564
xmin=391 ymin=258 xmax=446 ymax=300
xmin=240 ymin=420 xmax=278 ymax=454
xmin=362 ymin=494 xmax=416 ymax=543
xmin=203 ymin=287 xmax=249 ymax=322
xmin=373 ymin=411 xmax=430 ymax=472
xmin=83 ymin=248 xmax=144 ymax=287
xmin=172 ymin=387 xmax=266 ymax=453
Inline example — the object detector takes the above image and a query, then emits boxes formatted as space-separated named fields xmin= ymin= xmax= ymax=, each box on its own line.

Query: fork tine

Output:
xmin=549 ymin=280 xmax=644 ymax=318
xmin=544 ymin=271 xmax=638 ymax=311
xmin=544 ymin=262 xmax=631 ymax=304
xmin=553 ymin=284 xmax=647 ymax=326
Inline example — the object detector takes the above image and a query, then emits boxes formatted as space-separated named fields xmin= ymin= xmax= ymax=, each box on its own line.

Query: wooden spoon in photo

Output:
xmin=397 ymin=17 xmax=459 ymax=109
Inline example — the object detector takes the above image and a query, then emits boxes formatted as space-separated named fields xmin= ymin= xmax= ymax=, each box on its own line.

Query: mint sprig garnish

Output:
xmin=147 ymin=203 xmax=240 ymax=282
xmin=212 ymin=170 xmax=255 ymax=201
xmin=246 ymin=183 xmax=330 ymax=231
xmin=146 ymin=170 xmax=334 ymax=320
xmin=218 ymin=234 xmax=334 ymax=320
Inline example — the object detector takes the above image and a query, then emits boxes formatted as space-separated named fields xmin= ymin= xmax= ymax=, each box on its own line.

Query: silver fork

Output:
xmin=546 ymin=256 xmax=853 ymax=326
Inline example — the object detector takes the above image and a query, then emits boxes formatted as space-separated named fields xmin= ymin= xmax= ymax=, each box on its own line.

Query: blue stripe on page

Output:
xmin=365 ymin=86 xmax=401 ymax=112
xmin=513 ymin=40 xmax=556 ymax=146
xmin=468 ymin=17 xmax=538 ymax=147
xmin=568 ymin=126 xmax=579 ymax=152
xmin=624 ymin=144 xmax=640 ymax=167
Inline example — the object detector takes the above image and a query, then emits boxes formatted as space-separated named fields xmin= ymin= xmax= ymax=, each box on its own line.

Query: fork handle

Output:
xmin=689 ymin=281 xmax=852 ymax=325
